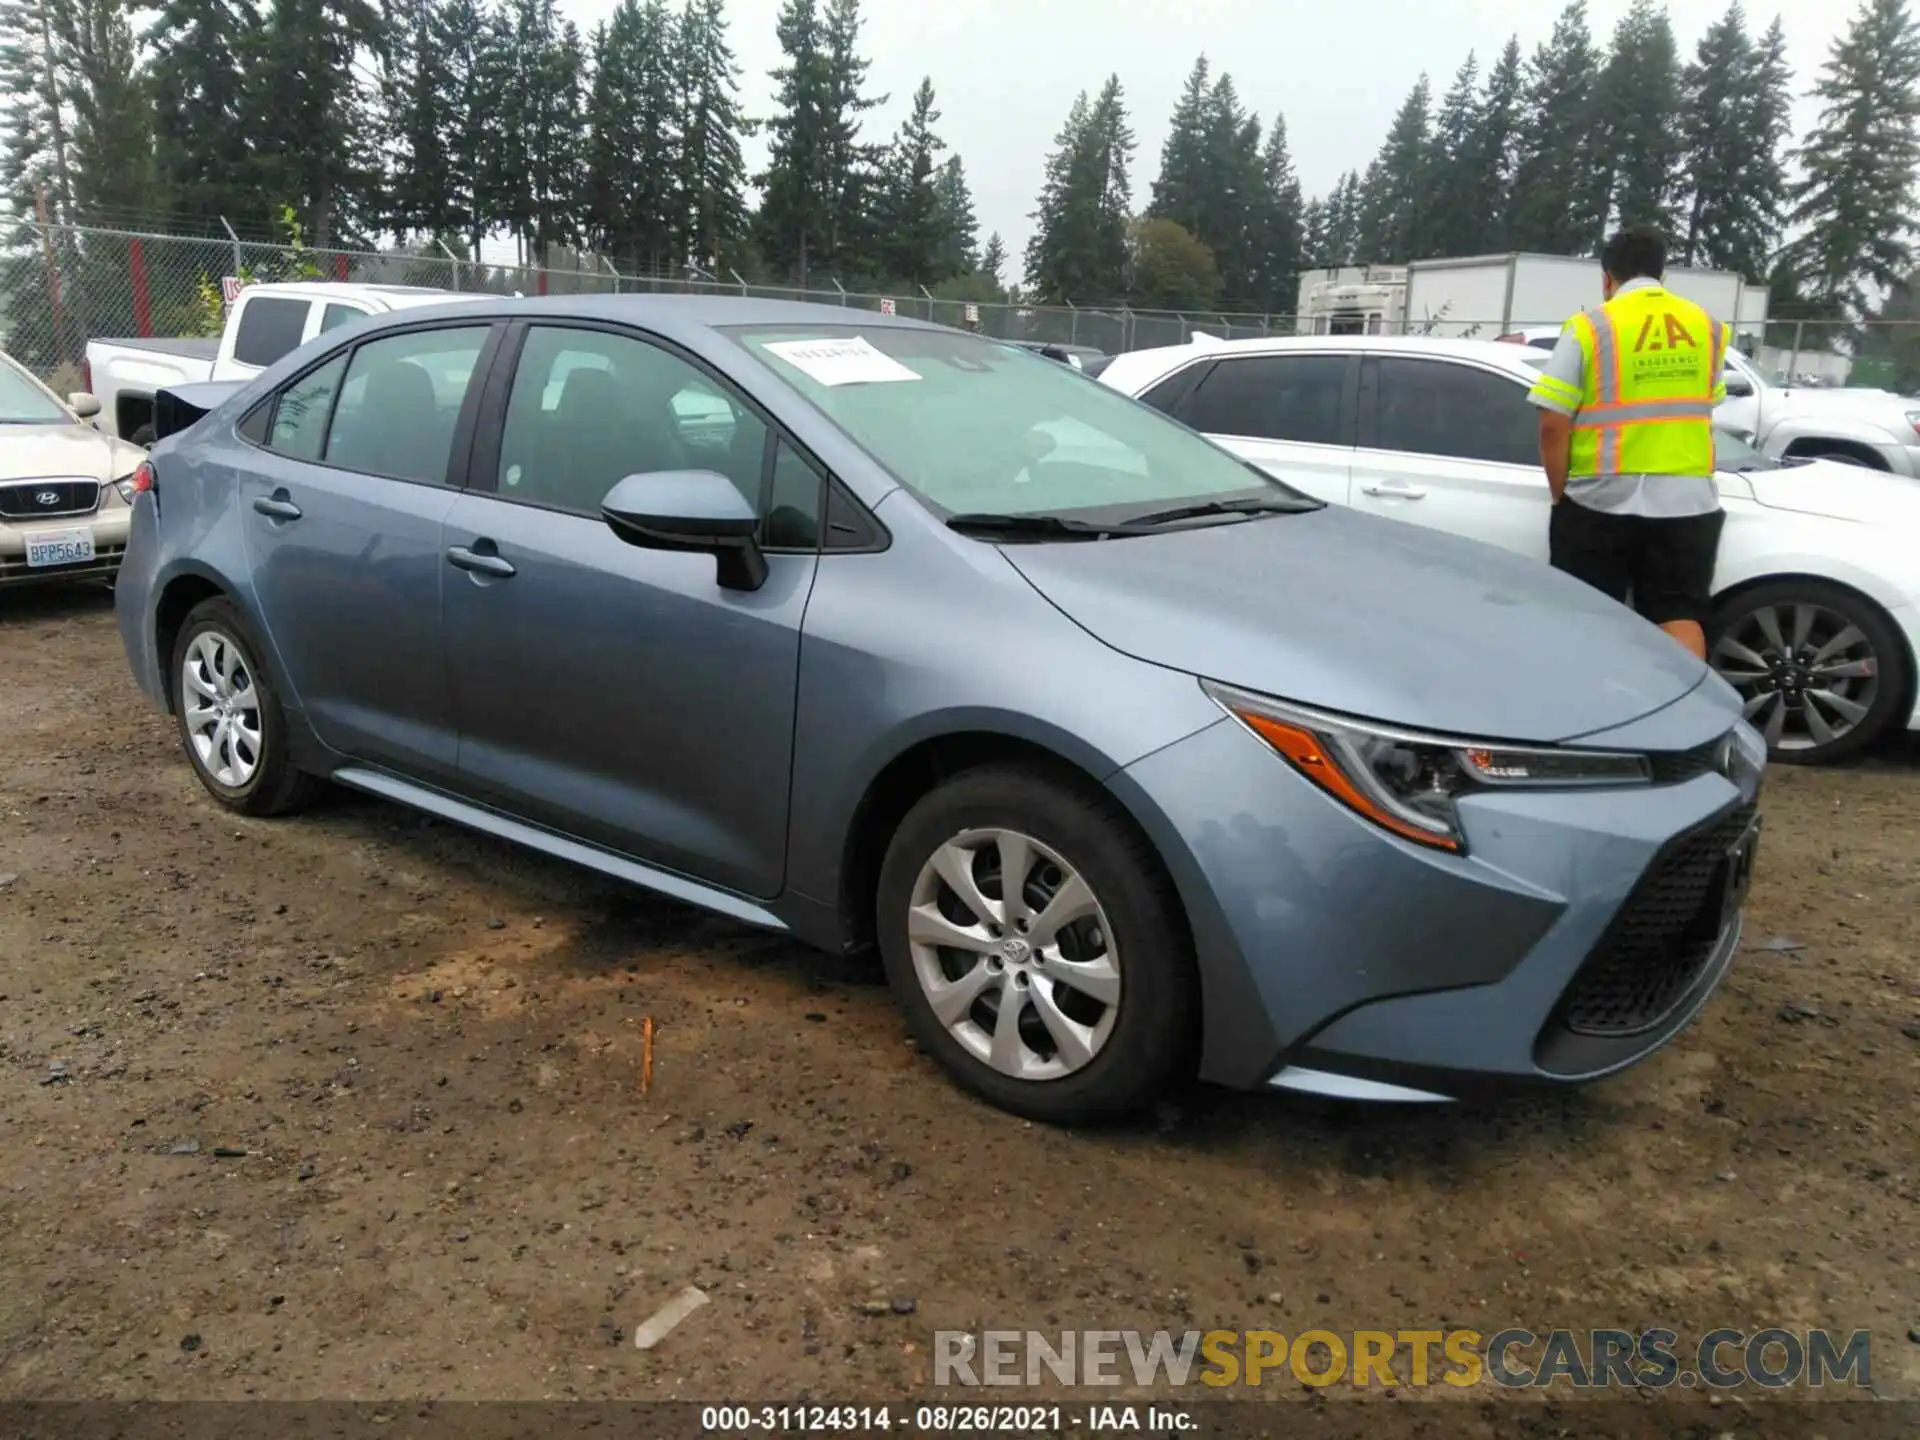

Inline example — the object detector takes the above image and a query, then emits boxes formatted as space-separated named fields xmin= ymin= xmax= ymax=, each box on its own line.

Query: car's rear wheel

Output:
xmin=876 ymin=765 xmax=1197 ymax=1124
xmin=1709 ymin=579 xmax=1911 ymax=764
xmin=171 ymin=598 xmax=318 ymax=815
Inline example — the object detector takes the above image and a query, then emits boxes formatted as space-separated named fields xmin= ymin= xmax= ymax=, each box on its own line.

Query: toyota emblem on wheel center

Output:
xmin=35 ymin=490 xmax=60 ymax=506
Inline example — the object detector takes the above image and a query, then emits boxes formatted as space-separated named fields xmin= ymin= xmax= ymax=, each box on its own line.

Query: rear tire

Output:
xmin=876 ymin=764 xmax=1197 ymax=1124
xmin=170 ymin=598 xmax=318 ymax=815
xmin=1708 ymin=579 xmax=1910 ymax=764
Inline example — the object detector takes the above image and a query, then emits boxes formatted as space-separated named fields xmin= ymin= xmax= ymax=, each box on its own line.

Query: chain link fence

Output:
xmin=6 ymin=220 xmax=1919 ymax=398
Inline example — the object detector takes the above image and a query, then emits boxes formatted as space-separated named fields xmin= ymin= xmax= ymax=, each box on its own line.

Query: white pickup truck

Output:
xmin=86 ymin=281 xmax=485 ymax=444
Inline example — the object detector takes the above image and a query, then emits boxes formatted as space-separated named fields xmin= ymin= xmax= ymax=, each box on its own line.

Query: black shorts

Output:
xmin=1548 ymin=501 xmax=1724 ymax=627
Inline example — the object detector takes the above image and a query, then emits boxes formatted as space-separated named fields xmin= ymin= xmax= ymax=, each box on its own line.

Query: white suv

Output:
xmin=1100 ymin=334 xmax=1920 ymax=763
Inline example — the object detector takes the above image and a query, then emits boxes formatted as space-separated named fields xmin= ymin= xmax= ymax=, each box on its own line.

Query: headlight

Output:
xmin=114 ymin=477 xmax=136 ymax=503
xmin=1204 ymin=681 xmax=1651 ymax=855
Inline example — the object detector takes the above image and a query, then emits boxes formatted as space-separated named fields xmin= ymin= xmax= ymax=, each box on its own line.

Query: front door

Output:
xmin=442 ymin=322 xmax=820 ymax=899
xmin=239 ymin=322 xmax=495 ymax=779
xmin=1348 ymin=355 xmax=1554 ymax=562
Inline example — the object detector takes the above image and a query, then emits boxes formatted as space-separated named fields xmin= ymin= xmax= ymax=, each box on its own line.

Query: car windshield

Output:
xmin=1715 ymin=429 xmax=1778 ymax=472
xmin=730 ymin=324 xmax=1314 ymax=522
xmin=0 ymin=360 xmax=70 ymax=424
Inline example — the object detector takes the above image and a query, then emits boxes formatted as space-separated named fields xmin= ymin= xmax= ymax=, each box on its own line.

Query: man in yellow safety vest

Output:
xmin=1526 ymin=225 xmax=1730 ymax=660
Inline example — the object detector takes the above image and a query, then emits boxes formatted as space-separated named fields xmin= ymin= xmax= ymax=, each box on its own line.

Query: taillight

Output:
xmin=83 ymin=356 xmax=92 ymax=391
xmin=130 ymin=461 xmax=155 ymax=494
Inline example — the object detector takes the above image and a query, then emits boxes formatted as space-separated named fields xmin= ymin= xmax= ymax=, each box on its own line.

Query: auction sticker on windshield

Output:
xmin=763 ymin=336 xmax=921 ymax=387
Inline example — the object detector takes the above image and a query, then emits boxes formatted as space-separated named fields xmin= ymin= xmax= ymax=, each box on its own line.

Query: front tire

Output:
xmin=1708 ymin=579 xmax=1911 ymax=764
xmin=171 ymin=598 xmax=318 ymax=815
xmin=876 ymin=764 xmax=1198 ymax=1124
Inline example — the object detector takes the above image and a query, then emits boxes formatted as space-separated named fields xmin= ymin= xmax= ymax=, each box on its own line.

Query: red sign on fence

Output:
xmin=220 ymin=276 xmax=244 ymax=304
xmin=878 ymin=297 xmax=896 ymax=315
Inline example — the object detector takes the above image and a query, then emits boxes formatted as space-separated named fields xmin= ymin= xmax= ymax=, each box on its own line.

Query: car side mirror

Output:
xmin=1722 ymin=372 xmax=1754 ymax=399
xmin=68 ymin=391 xmax=101 ymax=419
xmin=601 ymin=470 xmax=767 ymax=592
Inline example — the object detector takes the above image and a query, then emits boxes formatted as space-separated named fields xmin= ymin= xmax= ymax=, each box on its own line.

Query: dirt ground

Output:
xmin=1 ymin=584 xmax=1915 ymax=1412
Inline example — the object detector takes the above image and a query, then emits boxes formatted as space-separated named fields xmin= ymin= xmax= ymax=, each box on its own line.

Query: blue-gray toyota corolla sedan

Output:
xmin=115 ymin=297 xmax=1766 ymax=1124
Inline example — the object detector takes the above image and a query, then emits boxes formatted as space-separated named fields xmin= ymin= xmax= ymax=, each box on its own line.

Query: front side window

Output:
xmin=267 ymin=353 xmax=346 ymax=460
xmin=1181 ymin=355 xmax=1348 ymax=446
xmin=320 ymin=303 xmax=367 ymax=334
xmin=325 ymin=326 xmax=488 ymax=483
xmin=1372 ymin=358 xmax=1538 ymax=467
xmin=497 ymin=326 xmax=772 ymax=520
xmin=232 ymin=297 xmax=310 ymax=368
xmin=732 ymin=325 xmax=1310 ymax=522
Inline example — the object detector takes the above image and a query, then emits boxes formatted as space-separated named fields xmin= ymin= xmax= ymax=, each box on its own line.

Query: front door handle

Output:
xmin=1360 ymin=481 xmax=1428 ymax=499
xmin=446 ymin=544 xmax=516 ymax=579
xmin=253 ymin=492 xmax=302 ymax=521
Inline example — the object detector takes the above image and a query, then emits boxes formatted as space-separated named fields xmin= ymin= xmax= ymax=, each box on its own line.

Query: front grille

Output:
xmin=0 ymin=478 xmax=101 ymax=519
xmin=1558 ymin=803 xmax=1755 ymax=1037
xmin=1647 ymin=736 xmax=1724 ymax=785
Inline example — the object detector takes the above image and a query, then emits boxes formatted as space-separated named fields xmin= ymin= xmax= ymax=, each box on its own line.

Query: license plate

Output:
xmin=24 ymin=530 xmax=95 ymax=568
xmin=1721 ymin=817 xmax=1761 ymax=926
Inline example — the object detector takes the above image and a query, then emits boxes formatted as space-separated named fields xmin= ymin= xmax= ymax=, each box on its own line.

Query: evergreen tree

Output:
xmin=931 ymin=154 xmax=978 ymax=275
xmin=1508 ymin=0 xmax=1603 ymax=254
xmin=1148 ymin=56 xmax=1211 ymax=233
xmin=246 ymin=0 xmax=384 ymax=242
xmin=1199 ymin=74 xmax=1264 ymax=301
xmin=1590 ymin=0 xmax=1683 ymax=235
xmin=1024 ymin=76 xmax=1133 ymax=301
xmin=381 ymin=0 xmax=460 ymax=241
xmin=1298 ymin=196 xmax=1328 ymax=269
xmin=819 ymin=0 xmax=883 ymax=272
xmin=584 ymin=0 xmax=678 ymax=273
xmin=64 ymin=0 xmax=155 ymax=218
xmin=1354 ymin=75 xmax=1432 ymax=261
xmin=976 ymin=229 xmax=1006 ymax=287
xmin=1677 ymin=12 xmax=1791 ymax=279
xmin=438 ymin=0 xmax=490 ymax=255
xmin=872 ymin=77 xmax=945 ymax=284
xmin=675 ymin=0 xmax=748 ymax=272
xmin=142 ymin=0 xmax=257 ymax=229
xmin=1 ymin=0 xmax=77 ymax=219
xmin=1466 ymin=37 xmax=1523 ymax=252
xmin=1320 ymin=171 xmax=1362 ymax=265
xmin=1248 ymin=115 xmax=1301 ymax=311
xmin=1425 ymin=53 xmax=1483 ymax=259
xmin=1785 ymin=0 xmax=1920 ymax=321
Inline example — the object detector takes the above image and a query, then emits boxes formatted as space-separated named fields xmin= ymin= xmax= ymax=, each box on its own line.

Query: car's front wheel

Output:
xmin=876 ymin=765 xmax=1197 ymax=1124
xmin=171 ymin=598 xmax=318 ymax=815
xmin=1709 ymin=579 xmax=1911 ymax=764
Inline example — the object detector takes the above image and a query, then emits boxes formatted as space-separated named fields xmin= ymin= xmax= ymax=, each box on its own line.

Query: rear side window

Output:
xmin=1137 ymin=363 xmax=1207 ymax=417
xmin=267 ymin=354 xmax=345 ymax=460
xmin=232 ymin=297 xmax=310 ymax=368
xmin=1183 ymin=355 xmax=1347 ymax=445
xmin=324 ymin=326 xmax=489 ymax=484
xmin=1371 ymin=358 xmax=1539 ymax=467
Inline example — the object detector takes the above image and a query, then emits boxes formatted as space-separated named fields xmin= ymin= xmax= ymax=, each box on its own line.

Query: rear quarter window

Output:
xmin=232 ymin=297 xmax=311 ymax=368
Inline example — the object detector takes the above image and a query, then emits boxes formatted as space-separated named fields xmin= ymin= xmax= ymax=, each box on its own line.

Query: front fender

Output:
xmin=1762 ymin=412 xmax=1911 ymax=464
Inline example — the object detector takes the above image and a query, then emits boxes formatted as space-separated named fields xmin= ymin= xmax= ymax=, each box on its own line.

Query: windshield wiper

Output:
xmin=1123 ymin=496 xmax=1319 ymax=527
xmin=945 ymin=511 xmax=1147 ymax=540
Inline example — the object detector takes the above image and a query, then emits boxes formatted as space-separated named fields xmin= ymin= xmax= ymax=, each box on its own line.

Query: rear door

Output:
xmin=1349 ymin=355 xmax=1552 ymax=561
xmin=1164 ymin=353 xmax=1357 ymax=505
xmin=238 ymin=321 xmax=500 ymax=780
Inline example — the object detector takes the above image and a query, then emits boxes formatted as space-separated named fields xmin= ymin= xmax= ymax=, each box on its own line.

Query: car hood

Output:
xmin=0 ymin=421 xmax=142 ymax=483
xmin=1739 ymin=457 xmax=1920 ymax=525
xmin=1002 ymin=505 xmax=1709 ymax=743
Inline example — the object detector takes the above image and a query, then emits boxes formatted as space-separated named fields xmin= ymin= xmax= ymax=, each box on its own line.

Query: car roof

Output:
xmin=330 ymin=292 xmax=950 ymax=342
xmin=1104 ymin=332 xmax=1545 ymax=386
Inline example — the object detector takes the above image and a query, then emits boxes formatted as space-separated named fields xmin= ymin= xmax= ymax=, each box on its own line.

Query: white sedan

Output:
xmin=1101 ymin=334 xmax=1920 ymax=763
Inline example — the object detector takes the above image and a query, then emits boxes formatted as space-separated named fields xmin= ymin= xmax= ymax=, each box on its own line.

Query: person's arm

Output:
xmin=1525 ymin=323 xmax=1588 ymax=505
xmin=1537 ymin=410 xmax=1572 ymax=503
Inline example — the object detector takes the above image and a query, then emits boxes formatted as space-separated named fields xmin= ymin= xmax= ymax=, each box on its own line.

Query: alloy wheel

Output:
xmin=1712 ymin=601 xmax=1879 ymax=752
xmin=181 ymin=629 xmax=264 ymax=788
xmin=906 ymin=827 xmax=1121 ymax=1082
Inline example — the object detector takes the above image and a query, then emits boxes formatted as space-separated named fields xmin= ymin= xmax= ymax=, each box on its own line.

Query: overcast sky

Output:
xmin=559 ymin=0 xmax=1857 ymax=275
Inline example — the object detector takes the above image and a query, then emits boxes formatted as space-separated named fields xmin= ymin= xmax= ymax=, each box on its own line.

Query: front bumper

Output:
xmin=1110 ymin=692 xmax=1761 ymax=1097
xmin=0 ymin=503 xmax=131 ymax=588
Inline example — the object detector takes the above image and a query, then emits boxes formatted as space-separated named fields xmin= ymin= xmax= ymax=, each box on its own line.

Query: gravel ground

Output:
xmin=0 ymin=585 xmax=1915 ymax=1411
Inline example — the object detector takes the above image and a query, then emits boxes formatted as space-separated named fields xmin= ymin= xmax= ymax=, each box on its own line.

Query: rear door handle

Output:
xmin=253 ymin=493 xmax=302 ymax=521
xmin=445 ymin=544 xmax=516 ymax=579
xmin=1361 ymin=481 xmax=1428 ymax=499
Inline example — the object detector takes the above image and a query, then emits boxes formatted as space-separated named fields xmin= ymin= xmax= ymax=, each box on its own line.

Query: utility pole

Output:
xmin=34 ymin=186 xmax=71 ymax=368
